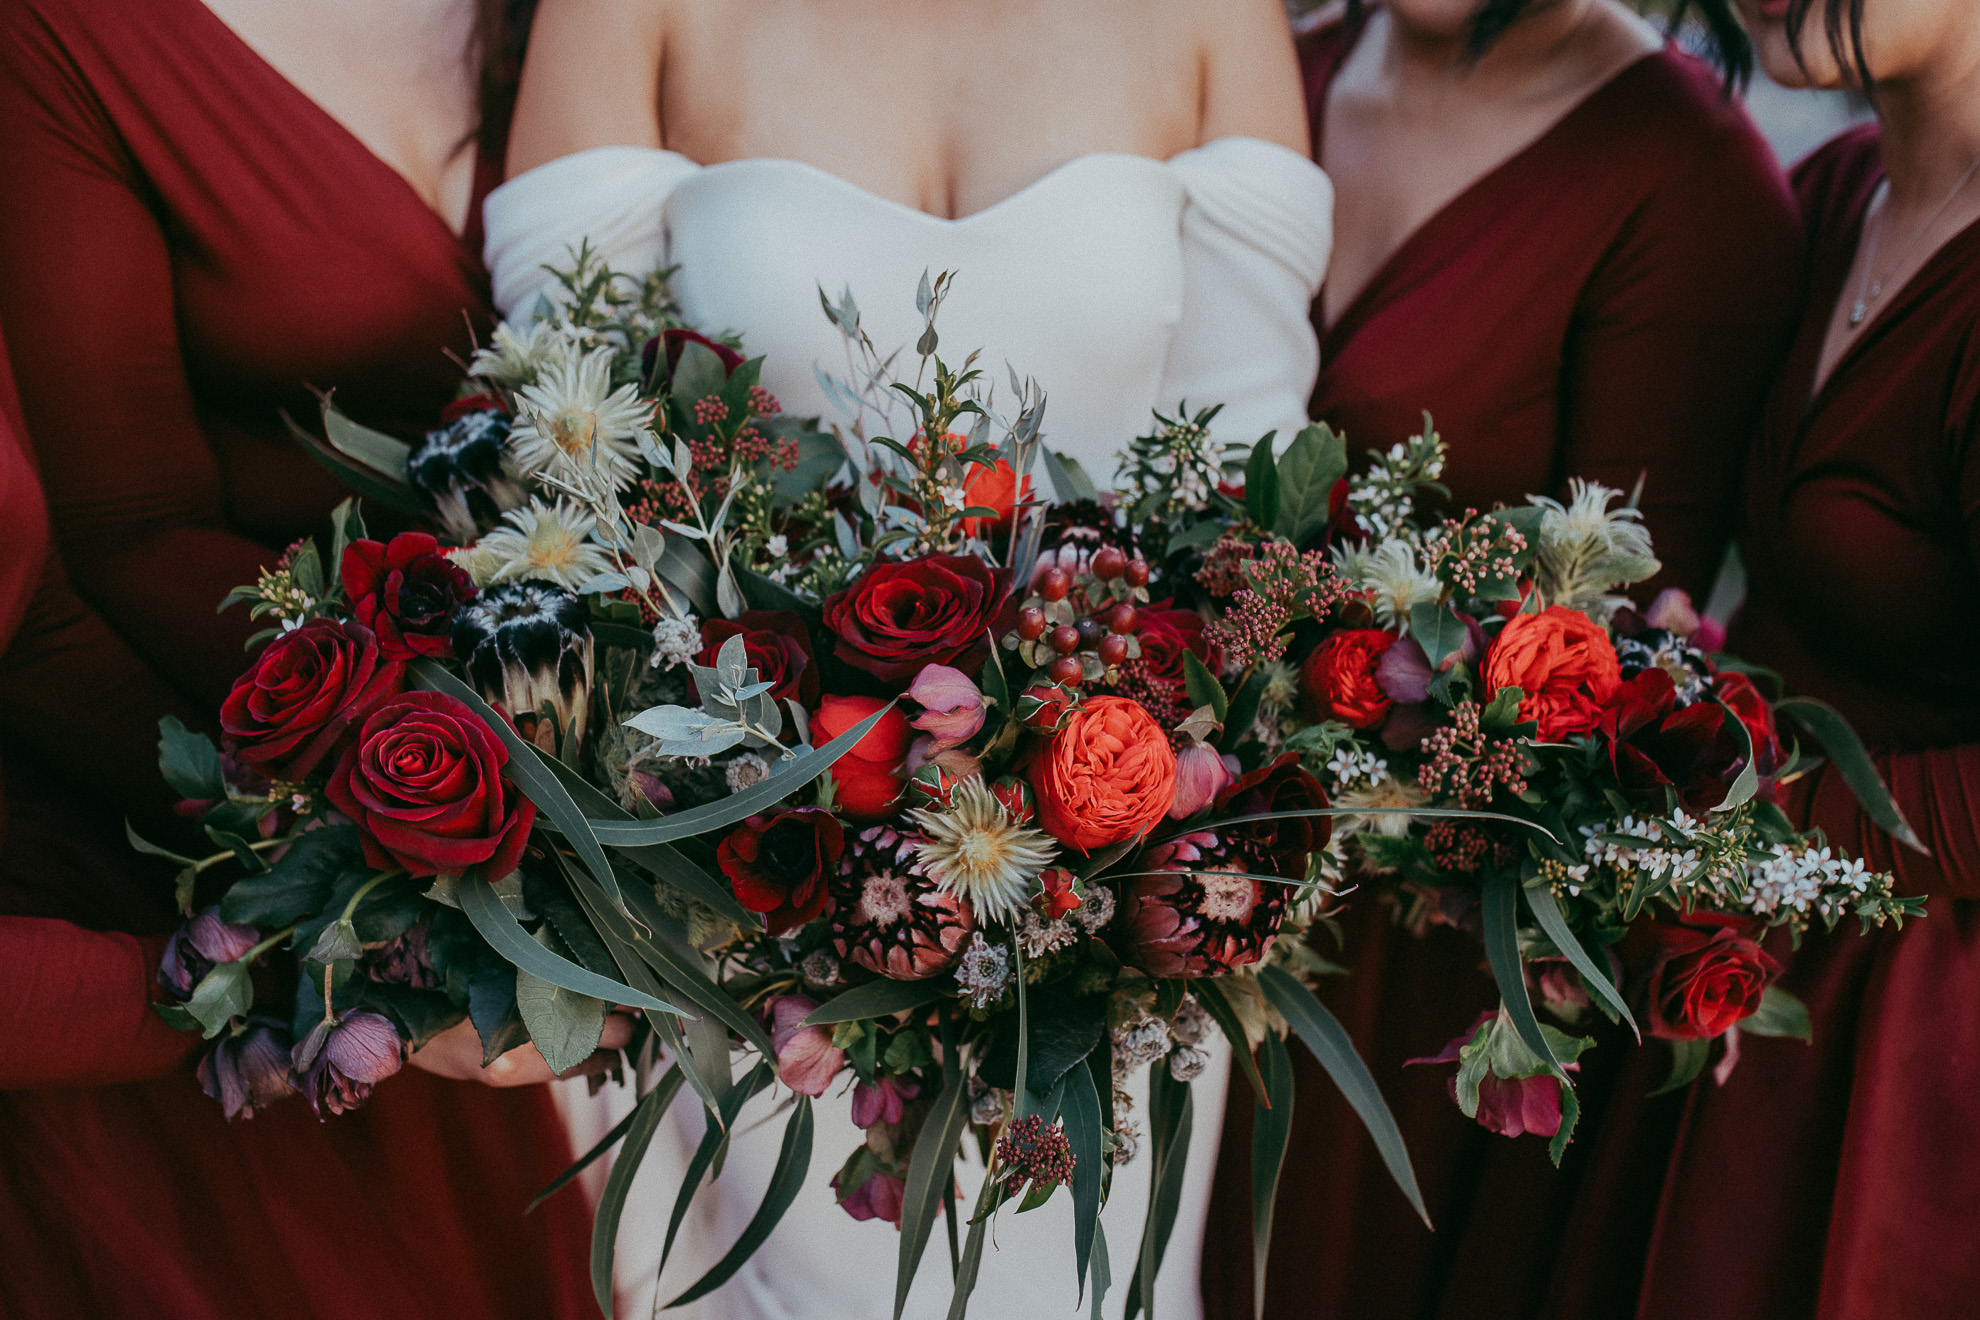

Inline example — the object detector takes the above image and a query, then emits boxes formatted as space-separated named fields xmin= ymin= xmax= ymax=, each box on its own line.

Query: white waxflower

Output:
xmin=507 ymin=345 xmax=652 ymax=494
xmin=477 ymin=498 xmax=613 ymax=591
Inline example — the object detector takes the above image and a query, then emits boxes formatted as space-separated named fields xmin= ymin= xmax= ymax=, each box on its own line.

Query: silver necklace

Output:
xmin=1850 ymin=153 xmax=1980 ymax=328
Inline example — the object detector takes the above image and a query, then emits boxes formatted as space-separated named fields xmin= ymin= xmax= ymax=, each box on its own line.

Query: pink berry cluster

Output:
xmin=1423 ymin=820 xmax=1517 ymax=875
xmin=1416 ymin=701 xmax=1528 ymax=810
xmin=1423 ymin=510 xmax=1528 ymax=599
xmin=1205 ymin=541 xmax=1350 ymax=665
xmin=995 ymin=1114 xmax=1077 ymax=1195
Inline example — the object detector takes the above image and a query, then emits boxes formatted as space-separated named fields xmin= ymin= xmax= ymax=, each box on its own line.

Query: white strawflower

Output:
xmin=446 ymin=543 xmax=507 ymax=588
xmin=508 ymin=345 xmax=652 ymax=494
xmin=907 ymin=776 xmax=1057 ymax=924
xmin=469 ymin=319 xmax=576 ymax=389
xmin=478 ymin=498 xmax=613 ymax=591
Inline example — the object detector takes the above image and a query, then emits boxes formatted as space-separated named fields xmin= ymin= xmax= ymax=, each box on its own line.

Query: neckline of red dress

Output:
xmin=176 ymin=0 xmax=491 ymax=253
xmin=1306 ymin=10 xmax=1668 ymax=353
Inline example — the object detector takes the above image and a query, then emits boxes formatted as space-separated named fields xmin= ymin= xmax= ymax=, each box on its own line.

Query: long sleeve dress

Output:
xmin=0 ymin=0 xmax=592 ymax=1314
xmin=1201 ymin=15 xmax=1805 ymax=1320
xmin=1617 ymin=124 xmax=1980 ymax=1320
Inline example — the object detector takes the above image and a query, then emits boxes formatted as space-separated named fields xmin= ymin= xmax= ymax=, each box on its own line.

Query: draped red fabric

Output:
xmin=0 ymin=0 xmax=592 ymax=1313
xmin=1202 ymin=15 xmax=1804 ymax=1320
xmin=1625 ymin=125 xmax=1980 ymax=1320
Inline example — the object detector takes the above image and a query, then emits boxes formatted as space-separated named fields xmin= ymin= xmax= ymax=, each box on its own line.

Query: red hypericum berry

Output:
xmin=1049 ymin=655 xmax=1084 ymax=685
xmin=1075 ymin=618 xmax=1104 ymax=648
xmin=1049 ymin=624 xmax=1081 ymax=656
xmin=1040 ymin=568 xmax=1071 ymax=602
xmin=1098 ymin=634 xmax=1129 ymax=666
xmin=1017 ymin=606 xmax=1048 ymax=641
xmin=1107 ymin=604 xmax=1138 ymax=634
xmin=1092 ymin=546 xmax=1127 ymax=581
xmin=1124 ymin=557 xmax=1150 ymax=588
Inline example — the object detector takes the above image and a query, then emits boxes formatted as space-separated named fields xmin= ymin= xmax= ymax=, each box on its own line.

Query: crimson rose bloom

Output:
xmin=221 ymin=618 xmax=405 ymax=780
xmin=325 ymin=691 xmax=536 ymax=879
xmin=1483 ymin=606 xmax=1622 ymax=740
xmin=717 ymin=808 xmax=846 ymax=935
xmin=1713 ymin=671 xmax=1783 ymax=778
xmin=340 ymin=532 xmax=478 ymax=661
xmin=694 ymin=610 xmax=820 ymax=707
xmin=1301 ymin=628 xmax=1396 ymax=729
xmin=822 ymin=555 xmax=1011 ymax=684
xmin=1602 ymin=669 xmax=1743 ymax=812
xmin=1635 ymin=912 xmax=1781 ymax=1040
xmin=1134 ymin=603 xmax=1222 ymax=699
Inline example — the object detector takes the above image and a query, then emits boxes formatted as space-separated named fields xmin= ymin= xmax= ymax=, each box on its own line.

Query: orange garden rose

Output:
xmin=1029 ymin=696 xmax=1177 ymax=852
xmin=1483 ymin=606 xmax=1622 ymax=740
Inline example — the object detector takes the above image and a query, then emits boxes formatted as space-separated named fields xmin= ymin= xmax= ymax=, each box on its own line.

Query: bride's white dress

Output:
xmin=484 ymin=138 xmax=1332 ymax=1319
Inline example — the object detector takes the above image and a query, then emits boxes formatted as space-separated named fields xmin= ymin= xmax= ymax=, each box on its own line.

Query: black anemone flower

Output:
xmin=407 ymin=407 xmax=526 ymax=542
xmin=452 ymin=581 xmax=595 ymax=753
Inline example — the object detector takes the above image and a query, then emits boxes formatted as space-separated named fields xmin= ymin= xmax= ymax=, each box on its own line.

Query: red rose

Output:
xmin=221 ymin=618 xmax=406 ymax=780
xmin=1601 ymin=669 xmax=1743 ymax=813
xmin=1213 ymin=751 xmax=1332 ymax=880
xmin=694 ymin=610 xmax=820 ymax=708
xmin=717 ymin=808 xmax=845 ymax=935
xmin=1301 ymin=629 xmax=1396 ymax=729
xmin=1482 ymin=606 xmax=1622 ymax=740
xmin=813 ymin=695 xmax=912 ymax=819
xmin=1134 ymin=603 xmax=1222 ymax=699
xmin=1713 ymin=671 xmax=1782 ymax=778
xmin=325 ymin=691 xmax=536 ymax=879
xmin=822 ymin=555 xmax=1012 ymax=684
xmin=1635 ymin=912 xmax=1780 ymax=1041
xmin=340 ymin=532 xmax=478 ymax=661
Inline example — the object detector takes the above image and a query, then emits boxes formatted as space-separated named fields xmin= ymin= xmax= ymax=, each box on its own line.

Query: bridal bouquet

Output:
xmin=139 ymin=258 xmax=1424 ymax=1319
xmin=1284 ymin=422 xmax=1925 ymax=1158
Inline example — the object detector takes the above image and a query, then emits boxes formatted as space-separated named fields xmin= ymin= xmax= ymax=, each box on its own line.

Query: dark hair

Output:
xmin=474 ymin=0 xmax=539 ymax=154
xmin=1343 ymin=0 xmax=1754 ymax=90
xmin=1783 ymin=0 xmax=1872 ymax=93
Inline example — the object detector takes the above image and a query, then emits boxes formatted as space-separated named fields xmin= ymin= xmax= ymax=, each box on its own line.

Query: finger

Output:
xmin=482 ymin=1043 xmax=559 ymax=1087
xmin=599 ymin=1012 xmax=636 ymax=1050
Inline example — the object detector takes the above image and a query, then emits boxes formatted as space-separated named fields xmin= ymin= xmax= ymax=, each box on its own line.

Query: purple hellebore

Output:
xmin=159 ymin=906 xmax=260 ymax=997
xmin=197 ymin=1015 xmax=295 ymax=1119
xmin=768 ymin=995 xmax=845 ymax=1097
xmin=907 ymin=664 xmax=986 ymax=749
xmin=850 ymin=1074 xmax=921 ymax=1129
xmin=293 ymin=1009 xmax=405 ymax=1118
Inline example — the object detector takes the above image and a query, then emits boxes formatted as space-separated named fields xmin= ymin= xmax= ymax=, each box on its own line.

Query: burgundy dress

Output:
xmin=1202 ymin=16 xmax=1804 ymax=1320
xmin=0 ymin=0 xmax=592 ymax=1315
xmin=1625 ymin=126 xmax=1980 ymax=1320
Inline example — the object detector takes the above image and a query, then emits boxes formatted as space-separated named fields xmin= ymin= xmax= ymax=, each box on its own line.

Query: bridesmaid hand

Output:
xmin=409 ymin=1012 xmax=636 ymax=1085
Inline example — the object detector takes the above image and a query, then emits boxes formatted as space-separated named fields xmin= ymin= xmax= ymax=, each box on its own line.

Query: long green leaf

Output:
xmin=320 ymin=399 xmax=412 ymax=480
xmin=1714 ymin=700 xmax=1761 ymax=814
xmin=660 ymin=1063 xmax=774 ymax=1282
xmin=1777 ymin=695 xmax=1928 ymax=853
xmin=1012 ymin=938 xmax=1032 ymax=1115
xmin=410 ymin=659 xmax=626 ymax=915
xmin=1525 ymin=883 xmax=1638 ymax=1039
xmin=1250 ymin=1032 xmax=1295 ymax=1320
xmin=585 ymin=702 xmax=896 ymax=845
xmin=944 ymin=1173 xmax=999 ymax=1320
xmin=1088 ymin=1220 xmax=1112 ymax=1320
xmin=1124 ymin=1068 xmax=1194 ymax=1320
xmin=805 ymin=977 xmax=951 ymax=1028
xmin=591 ymin=1067 xmax=685 ymax=1318
xmin=1063 ymin=1062 xmax=1106 ymax=1296
xmin=282 ymin=411 xmax=428 ymax=517
xmin=1159 ymin=806 xmax=1561 ymax=845
xmin=529 ymin=1099 xmax=643 ymax=1213
xmin=617 ymin=881 xmax=777 ymax=1056
xmin=1480 ymin=871 xmax=1564 ymax=1078
xmin=894 ymin=1081 xmax=973 ymax=1320
xmin=1257 ymin=964 xmax=1428 ymax=1227
xmin=1194 ymin=979 xmax=1269 ymax=1106
xmin=458 ymin=876 xmax=684 ymax=1015
xmin=665 ymin=1096 xmax=815 ymax=1308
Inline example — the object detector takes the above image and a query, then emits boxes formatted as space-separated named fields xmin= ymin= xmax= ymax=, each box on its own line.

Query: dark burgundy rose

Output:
xmin=1133 ymin=602 xmax=1221 ymax=699
xmin=1213 ymin=752 xmax=1331 ymax=881
xmin=717 ymin=807 xmax=846 ymax=935
xmin=198 ymin=1015 xmax=295 ymax=1119
xmin=644 ymin=328 xmax=746 ymax=383
xmin=340 ymin=532 xmax=478 ymax=661
xmin=1713 ymin=671 xmax=1783 ymax=779
xmin=693 ymin=610 xmax=819 ymax=707
xmin=822 ymin=554 xmax=1012 ymax=684
xmin=159 ymin=907 xmax=260 ymax=997
xmin=220 ymin=618 xmax=406 ymax=780
xmin=325 ymin=691 xmax=536 ymax=880
xmin=1601 ymin=669 xmax=1744 ymax=813
xmin=1633 ymin=912 xmax=1780 ymax=1041
xmin=293 ymin=1010 xmax=404 ymax=1118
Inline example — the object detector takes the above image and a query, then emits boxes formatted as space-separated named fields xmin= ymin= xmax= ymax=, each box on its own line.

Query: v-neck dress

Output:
xmin=1202 ymin=16 xmax=1805 ymax=1320
xmin=0 ymin=0 xmax=592 ymax=1315
xmin=1623 ymin=125 xmax=1980 ymax=1320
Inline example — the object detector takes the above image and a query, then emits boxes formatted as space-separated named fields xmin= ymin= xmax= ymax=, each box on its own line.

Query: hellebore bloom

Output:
xmin=1168 ymin=739 xmax=1234 ymax=819
xmin=908 ymin=663 xmax=987 ymax=747
xmin=198 ymin=1015 xmax=295 ymax=1119
xmin=833 ymin=1168 xmax=906 ymax=1226
xmin=293 ymin=1010 xmax=405 ymax=1118
xmin=159 ymin=907 xmax=260 ymax=998
xmin=850 ymin=1073 xmax=921 ymax=1129
xmin=769 ymin=995 xmax=845 ymax=1096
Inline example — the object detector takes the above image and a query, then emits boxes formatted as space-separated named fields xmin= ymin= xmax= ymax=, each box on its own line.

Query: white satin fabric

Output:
xmin=498 ymin=139 xmax=1330 ymax=1319
xmin=485 ymin=138 xmax=1333 ymax=486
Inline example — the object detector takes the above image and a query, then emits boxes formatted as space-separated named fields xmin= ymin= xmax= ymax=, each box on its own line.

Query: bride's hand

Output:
xmin=409 ymin=1013 xmax=636 ymax=1086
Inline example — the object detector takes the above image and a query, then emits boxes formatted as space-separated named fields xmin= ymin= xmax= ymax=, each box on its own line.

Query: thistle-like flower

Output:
xmin=407 ymin=408 xmax=527 ymax=541
xmin=907 ymin=775 xmax=1057 ymax=925
xmin=1529 ymin=479 xmax=1660 ymax=612
xmin=1333 ymin=775 xmax=1428 ymax=840
xmin=476 ymin=498 xmax=613 ymax=593
xmin=452 ymin=580 xmax=596 ymax=753
xmin=507 ymin=345 xmax=652 ymax=494
xmin=1355 ymin=539 xmax=1443 ymax=631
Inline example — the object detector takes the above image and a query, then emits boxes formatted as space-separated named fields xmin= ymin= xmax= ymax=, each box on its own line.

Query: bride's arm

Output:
xmin=505 ymin=0 xmax=667 ymax=175
xmin=1195 ymin=0 xmax=1310 ymax=156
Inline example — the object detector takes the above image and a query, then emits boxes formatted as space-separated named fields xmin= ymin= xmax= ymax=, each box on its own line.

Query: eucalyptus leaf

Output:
xmin=1250 ymin=1031 xmax=1296 ymax=1320
xmin=321 ymin=400 xmax=413 ymax=481
xmin=804 ymin=977 xmax=952 ymax=1027
xmin=894 ymin=1081 xmax=973 ymax=1320
xmin=1524 ymin=883 xmax=1637 ymax=1039
xmin=1481 ymin=871 xmax=1565 ymax=1077
xmin=665 ymin=1096 xmax=815 ymax=1309
xmin=1776 ymin=696 xmax=1927 ymax=853
xmin=458 ymin=875 xmax=685 ymax=1016
xmin=590 ymin=1069 xmax=686 ymax=1317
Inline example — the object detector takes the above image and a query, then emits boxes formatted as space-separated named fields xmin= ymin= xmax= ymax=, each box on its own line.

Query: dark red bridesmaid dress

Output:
xmin=1625 ymin=125 xmax=1980 ymax=1320
xmin=1203 ymin=14 xmax=1804 ymax=1320
xmin=0 ymin=0 xmax=593 ymax=1314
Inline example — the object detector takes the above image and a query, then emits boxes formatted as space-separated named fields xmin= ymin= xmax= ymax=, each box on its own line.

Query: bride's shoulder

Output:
xmin=1180 ymin=0 xmax=1309 ymax=155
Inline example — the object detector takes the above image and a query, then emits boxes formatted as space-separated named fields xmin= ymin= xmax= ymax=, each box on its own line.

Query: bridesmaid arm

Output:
xmin=504 ymin=0 xmax=665 ymax=175
xmin=1556 ymin=131 xmax=1803 ymax=600
xmin=0 ymin=918 xmax=195 ymax=1089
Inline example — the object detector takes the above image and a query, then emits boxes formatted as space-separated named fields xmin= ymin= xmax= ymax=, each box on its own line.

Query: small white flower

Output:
xmin=477 ymin=498 xmax=613 ymax=591
xmin=508 ymin=345 xmax=652 ymax=494
xmin=649 ymin=613 xmax=702 ymax=670
xmin=469 ymin=319 xmax=576 ymax=389
xmin=765 ymin=534 xmax=788 ymax=557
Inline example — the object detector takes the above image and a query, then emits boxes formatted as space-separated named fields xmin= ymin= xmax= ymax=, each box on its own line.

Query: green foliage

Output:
xmin=1272 ymin=423 xmax=1348 ymax=547
xmin=516 ymin=924 xmax=610 ymax=1076
xmin=157 ymin=716 xmax=224 ymax=801
xmin=1741 ymin=985 xmax=1813 ymax=1042
xmin=219 ymin=824 xmax=365 ymax=927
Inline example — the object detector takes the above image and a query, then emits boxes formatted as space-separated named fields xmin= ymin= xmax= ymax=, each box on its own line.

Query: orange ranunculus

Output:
xmin=960 ymin=459 xmax=1030 ymax=537
xmin=1483 ymin=606 xmax=1622 ymax=740
xmin=1029 ymin=696 xmax=1177 ymax=853
xmin=813 ymin=694 xmax=912 ymax=819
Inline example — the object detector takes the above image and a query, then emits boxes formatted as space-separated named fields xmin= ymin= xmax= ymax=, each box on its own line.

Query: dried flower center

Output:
xmin=856 ymin=871 xmax=913 ymax=927
xmin=1197 ymin=867 xmax=1259 ymax=924
xmin=547 ymin=408 xmax=599 ymax=459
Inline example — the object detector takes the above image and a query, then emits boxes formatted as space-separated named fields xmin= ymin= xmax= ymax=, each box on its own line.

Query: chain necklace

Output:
xmin=1850 ymin=151 xmax=1980 ymax=328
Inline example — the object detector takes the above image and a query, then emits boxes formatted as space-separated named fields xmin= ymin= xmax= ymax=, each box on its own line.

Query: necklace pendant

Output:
xmin=1849 ymin=299 xmax=1868 ymax=327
